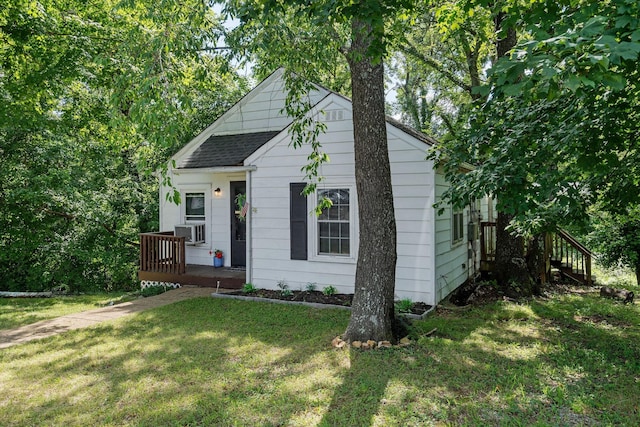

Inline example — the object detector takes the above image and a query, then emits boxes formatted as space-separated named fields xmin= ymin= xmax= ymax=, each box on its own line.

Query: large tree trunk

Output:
xmin=343 ymin=18 xmax=397 ymax=343
xmin=494 ymin=12 xmax=517 ymax=59
xmin=526 ymin=233 xmax=546 ymax=293
xmin=494 ymin=212 xmax=529 ymax=296
xmin=491 ymin=12 xmax=540 ymax=296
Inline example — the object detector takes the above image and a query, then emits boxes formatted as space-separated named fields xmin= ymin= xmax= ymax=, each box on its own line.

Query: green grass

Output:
xmin=0 ymin=294 xmax=134 ymax=330
xmin=0 ymin=289 xmax=638 ymax=426
xmin=593 ymin=263 xmax=638 ymax=289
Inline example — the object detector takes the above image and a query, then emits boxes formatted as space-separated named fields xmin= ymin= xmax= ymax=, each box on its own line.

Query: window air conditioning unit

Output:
xmin=174 ymin=223 xmax=206 ymax=245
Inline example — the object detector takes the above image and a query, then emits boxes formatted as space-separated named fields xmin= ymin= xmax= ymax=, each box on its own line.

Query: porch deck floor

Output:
xmin=139 ymin=265 xmax=246 ymax=289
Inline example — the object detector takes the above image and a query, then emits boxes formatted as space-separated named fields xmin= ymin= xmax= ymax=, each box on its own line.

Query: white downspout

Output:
xmin=246 ymin=168 xmax=253 ymax=285
xmin=158 ymin=175 xmax=163 ymax=232
xmin=431 ymin=175 xmax=438 ymax=307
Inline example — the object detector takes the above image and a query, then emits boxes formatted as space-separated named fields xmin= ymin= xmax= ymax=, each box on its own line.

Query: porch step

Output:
xmin=558 ymin=268 xmax=586 ymax=285
xmin=139 ymin=265 xmax=246 ymax=289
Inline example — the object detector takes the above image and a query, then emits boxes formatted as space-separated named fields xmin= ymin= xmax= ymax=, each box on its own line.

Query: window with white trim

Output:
xmin=317 ymin=188 xmax=350 ymax=255
xmin=185 ymin=192 xmax=206 ymax=222
xmin=452 ymin=208 xmax=464 ymax=244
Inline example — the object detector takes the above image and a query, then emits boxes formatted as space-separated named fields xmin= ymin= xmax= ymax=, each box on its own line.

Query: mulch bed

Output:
xmin=227 ymin=289 xmax=432 ymax=316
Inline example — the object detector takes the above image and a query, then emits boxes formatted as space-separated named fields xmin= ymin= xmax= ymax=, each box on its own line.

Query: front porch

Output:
xmin=138 ymin=232 xmax=245 ymax=288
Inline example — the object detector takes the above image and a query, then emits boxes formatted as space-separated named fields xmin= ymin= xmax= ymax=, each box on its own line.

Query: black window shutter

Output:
xmin=290 ymin=183 xmax=308 ymax=260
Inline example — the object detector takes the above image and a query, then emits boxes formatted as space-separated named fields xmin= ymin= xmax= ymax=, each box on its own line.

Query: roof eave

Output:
xmin=172 ymin=165 xmax=257 ymax=174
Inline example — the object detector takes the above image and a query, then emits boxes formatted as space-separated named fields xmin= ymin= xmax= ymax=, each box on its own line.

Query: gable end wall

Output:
xmin=247 ymin=97 xmax=437 ymax=304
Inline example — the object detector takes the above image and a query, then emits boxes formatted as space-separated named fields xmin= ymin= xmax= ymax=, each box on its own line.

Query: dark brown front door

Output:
xmin=230 ymin=181 xmax=246 ymax=267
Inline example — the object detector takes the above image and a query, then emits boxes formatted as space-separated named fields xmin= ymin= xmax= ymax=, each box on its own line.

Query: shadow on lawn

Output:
xmin=317 ymin=294 xmax=640 ymax=426
xmin=0 ymin=298 xmax=64 ymax=329
xmin=320 ymin=349 xmax=394 ymax=426
xmin=2 ymin=293 xmax=639 ymax=426
xmin=2 ymin=297 xmax=352 ymax=425
xmin=528 ymin=297 xmax=640 ymax=373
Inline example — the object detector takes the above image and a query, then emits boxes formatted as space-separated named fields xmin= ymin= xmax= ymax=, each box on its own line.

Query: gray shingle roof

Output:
xmin=385 ymin=116 xmax=437 ymax=146
xmin=177 ymin=130 xmax=282 ymax=169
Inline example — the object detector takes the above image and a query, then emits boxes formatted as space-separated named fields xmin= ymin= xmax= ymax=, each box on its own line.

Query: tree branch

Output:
xmin=399 ymin=41 xmax=472 ymax=94
xmin=439 ymin=112 xmax=457 ymax=138
xmin=457 ymin=34 xmax=483 ymax=100
xmin=42 ymin=207 xmax=140 ymax=247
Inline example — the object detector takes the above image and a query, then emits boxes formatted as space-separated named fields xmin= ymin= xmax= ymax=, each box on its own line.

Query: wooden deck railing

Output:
xmin=479 ymin=222 xmax=592 ymax=285
xmin=139 ymin=232 xmax=186 ymax=275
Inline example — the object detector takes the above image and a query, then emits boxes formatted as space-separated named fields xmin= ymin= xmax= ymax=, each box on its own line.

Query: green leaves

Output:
xmin=581 ymin=16 xmax=607 ymax=37
xmin=433 ymin=0 xmax=640 ymax=236
xmin=495 ymin=1 xmax=639 ymax=99
xmin=392 ymin=0 xmax=494 ymax=137
xmin=588 ymin=205 xmax=640 ymax=283
xmin=1 ymin=0 xmax=246 ymax=291
xmin=222 ymin=0 xmax=417 ymax=197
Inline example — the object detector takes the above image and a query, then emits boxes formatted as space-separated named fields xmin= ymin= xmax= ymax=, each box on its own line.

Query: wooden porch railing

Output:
xmin=139 ymin=232 xmax=186 ymax=275
xmin=479 ymin=222 xmax=592 ymax=285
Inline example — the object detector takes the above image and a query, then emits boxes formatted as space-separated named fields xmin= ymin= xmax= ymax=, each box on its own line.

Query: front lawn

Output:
xmin=0 ymin=294 xmax=133 ymax=330
xmin=0 ymin=286 xmax=638 ymax=426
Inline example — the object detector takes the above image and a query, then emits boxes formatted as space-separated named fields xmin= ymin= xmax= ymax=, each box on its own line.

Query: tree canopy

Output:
xmin=4 ymin=0 xmax=639 ymax=296
xmin=390 ymin=0 xmax=494 ymax=137
xmin=434 ymin=0 xmax=640 ymax=234
xmin=0 ymin=0 xmax=246 ymax=291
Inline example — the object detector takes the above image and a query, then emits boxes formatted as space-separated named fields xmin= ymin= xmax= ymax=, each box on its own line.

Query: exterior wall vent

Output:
xmin=325 ymin=110 xmax=345 ymax=122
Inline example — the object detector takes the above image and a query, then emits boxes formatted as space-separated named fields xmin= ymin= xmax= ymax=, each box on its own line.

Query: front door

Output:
xmin=230 ymin=181 xmax=247 ymax=267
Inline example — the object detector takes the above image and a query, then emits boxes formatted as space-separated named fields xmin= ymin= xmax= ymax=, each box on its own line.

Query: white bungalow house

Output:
xmin=139 ymin=68 xmax=488 ymax=306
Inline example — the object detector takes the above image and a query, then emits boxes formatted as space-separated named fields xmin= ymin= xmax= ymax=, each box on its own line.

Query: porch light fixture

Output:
xmin=214 ymin=187 xmax=221 ymax=197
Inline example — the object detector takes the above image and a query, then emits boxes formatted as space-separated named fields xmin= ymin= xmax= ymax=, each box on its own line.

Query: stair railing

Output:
xmin=548 ymin=230 xmax=592 ymax=285
xmin=479 ymin=222 xmax=592 ymax=285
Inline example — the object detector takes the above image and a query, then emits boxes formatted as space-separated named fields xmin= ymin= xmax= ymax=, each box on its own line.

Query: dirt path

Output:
xmin=0 ymin=286 xmax=216 ymax=349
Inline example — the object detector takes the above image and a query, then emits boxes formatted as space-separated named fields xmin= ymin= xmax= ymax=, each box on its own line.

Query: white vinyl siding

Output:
xmin=246 ymin=95 xmax=438 ymax=304
xmin=246 ymin=113 xmax=358 ymax=295
xmin=169 ymin=69 xmax=330 ymax=165
xmin=163 ymin=71 xmax=452 ymax=305
xmin=434 ymin=172 xmax=469 ymax=302
xmin=160 ymin=177 xmax=230 ymax=266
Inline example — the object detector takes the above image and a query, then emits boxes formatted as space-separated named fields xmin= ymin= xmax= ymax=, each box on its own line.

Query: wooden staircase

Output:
xmin=546 ymin=230 xmax=593 ymax=285
xmin=480 ymin=222 xmax=593 ymax=285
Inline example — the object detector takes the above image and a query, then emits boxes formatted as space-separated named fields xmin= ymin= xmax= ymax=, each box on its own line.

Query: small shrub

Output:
xmin=281 ymin=288 xmax=293 ymax=297
xmin=242 ymin=283 xmax=256 ymax=293
xmin=305 ymin=282 xmax=317 ymax=292
xmin=323 ymin=285 xmax=337 ymax=296
xmin=141 ymin=286 xmax=166 ymax=297
xmin=395 ymin=298 xmax=414 ymax=313
xmin=277 ymin=280 xmax=291 ymax=296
